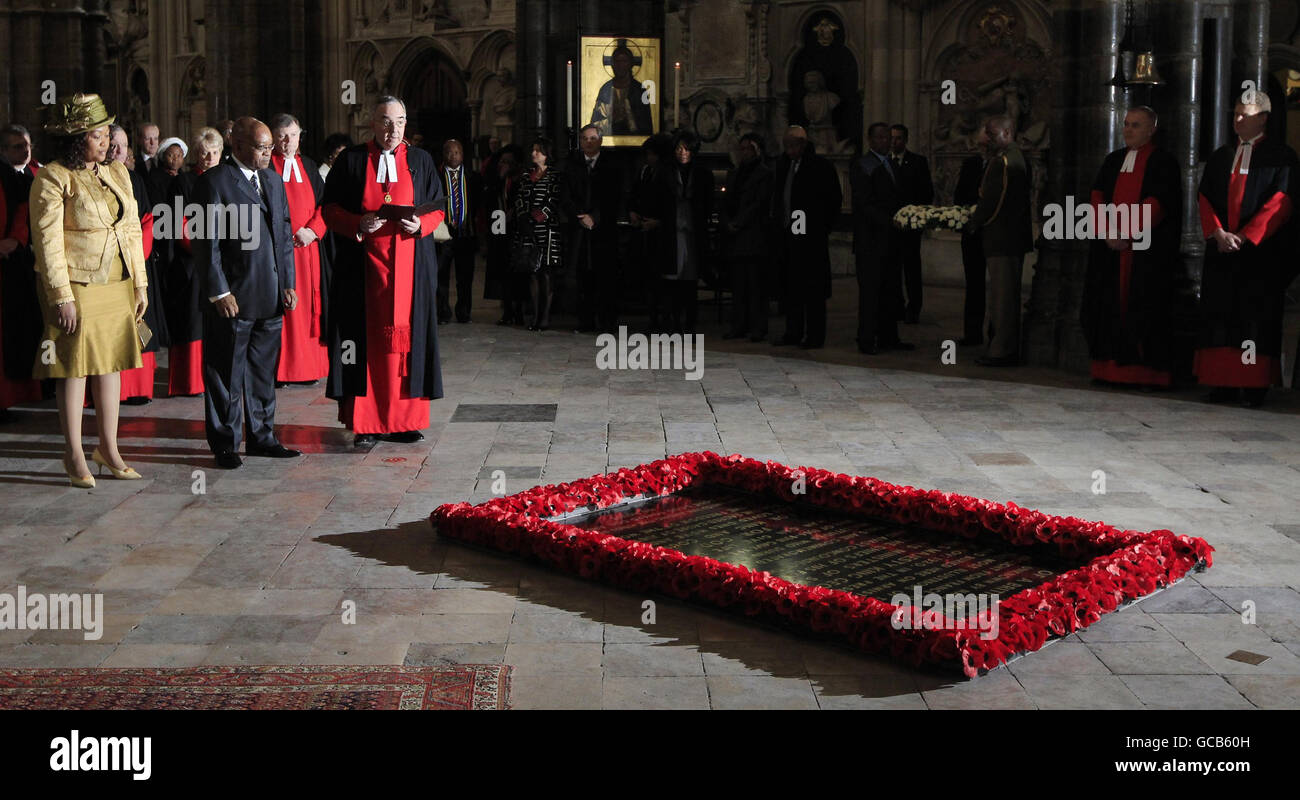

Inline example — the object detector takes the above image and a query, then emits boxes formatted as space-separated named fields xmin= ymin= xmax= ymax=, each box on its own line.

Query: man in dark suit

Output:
xmin=770 ymin=126 xmax=841 ymax=349
xmin=436 ymin=138 xmax=485 ymax=324
xmin=723 ymin=132 xmax=773 ymax=341
xmin=564 ymin=124 xmax=627 ymax=333
xmin=1 ymin=124 xmax=40 ymax=183
xmin=953 ymin=127 xmax=988 ymax=345
xmin=851 ymin=122 xmax=912 ymax=354
xmin=889 ymin=124 xmax=933 ymax=323
xmin=194 ymin=116 xmax=300 ymax=468
xmin=135 ymin=122 xmax=160 ymax=174
xmin=966 ymin=115 xmax=1033 ymax=367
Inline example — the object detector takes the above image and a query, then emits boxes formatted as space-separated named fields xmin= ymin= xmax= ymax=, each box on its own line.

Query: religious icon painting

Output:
xmin=579 ymin=35 xmax=662 ymax=147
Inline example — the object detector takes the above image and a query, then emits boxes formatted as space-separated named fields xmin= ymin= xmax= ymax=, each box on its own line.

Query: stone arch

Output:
xmin=924 ymin=0 xmax=1050 ymax=81
xmin=390 ymin=37 xmax=470 ymax=152
xmin=467 ymin=30 xmax=517 ymax=149
xmin=390 ymin=36 xmax=464 ymax=99
xmin=349 ymin=41 xmax=385 ymax=141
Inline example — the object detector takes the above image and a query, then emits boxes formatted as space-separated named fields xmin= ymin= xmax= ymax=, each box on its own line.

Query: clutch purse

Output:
xmin=137 ymin=320 xmax=152 ymax=349
xmin=432 ymin=221 xmax=451 ymax=241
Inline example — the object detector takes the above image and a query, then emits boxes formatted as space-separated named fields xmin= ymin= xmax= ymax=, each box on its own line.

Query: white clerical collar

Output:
xmin=1235 ymin=134 xmax=1262 ymax=174
xmin=376 ymin=146 xmax=399 ymax=183
xmin=231 ymin=155 xmax=257 ymax=181
xmin=280 ymin=153 xmax=302 ymax=183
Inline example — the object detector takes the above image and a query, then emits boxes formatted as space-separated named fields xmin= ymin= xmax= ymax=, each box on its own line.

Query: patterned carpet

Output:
xmin=0 ymin=665 xmax=510 ymax=710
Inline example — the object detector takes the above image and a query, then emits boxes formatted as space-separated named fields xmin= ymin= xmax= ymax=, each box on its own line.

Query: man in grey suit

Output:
xmin=195 ymin=117 xmax=299 ymax=468
xmin=966 ymin=115 xmax=1033 ymax=367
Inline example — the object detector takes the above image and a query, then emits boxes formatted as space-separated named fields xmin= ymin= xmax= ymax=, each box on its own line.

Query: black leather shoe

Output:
xmin=456 ymin=315 xmax=471 ymax=323
xmin=885 ymin=340 xmax=916 ymax=351
xmin=354 ymin=434 xmax=379 ymax=448
xmin=1204 ymin=387 xmax=1238 ymax=404
xmin=214 ymin=450 xmax=242 ymax=469
xmin=437 ymin=317 xmax=450 ymax=325
xmin=122 ymin=396 xmax=151 ymax=406
xmin=772 ymin=337 xmax=799 ymax=346
xmin=246 ymin=443 xmax=301 ymax=458
xmin=382 ymin=430 xmax=425 ymax=443
xmin=799 ymin=341 xmax=824 ymax=349
xmin=975 ymin=355 xmax=1018 ymax=367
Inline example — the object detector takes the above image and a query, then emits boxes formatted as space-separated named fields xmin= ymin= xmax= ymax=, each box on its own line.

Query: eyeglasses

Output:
xmin=251 ymin=144 xmax=275 ymax=153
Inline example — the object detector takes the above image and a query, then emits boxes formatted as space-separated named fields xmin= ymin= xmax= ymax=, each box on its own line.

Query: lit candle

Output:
xmin=673 ymin=61 xmax=681 ymax=129
xmin=566 ymin=60 xmax=574 ymax=131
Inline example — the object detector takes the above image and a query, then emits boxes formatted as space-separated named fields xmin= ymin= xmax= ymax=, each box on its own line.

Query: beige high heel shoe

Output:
xmin=91 ymin=448 xmax=142 ymax=480
xmin=63 ymin=456 xmax=96 ymax=489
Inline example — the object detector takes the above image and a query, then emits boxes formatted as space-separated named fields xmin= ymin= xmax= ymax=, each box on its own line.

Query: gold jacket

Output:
xmin=29 ymin=159 xmax=147 ymax=306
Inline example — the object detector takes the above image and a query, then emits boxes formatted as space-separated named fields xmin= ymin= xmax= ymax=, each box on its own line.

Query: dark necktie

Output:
xmin=449 ymin=168 xmax=463 ymax=228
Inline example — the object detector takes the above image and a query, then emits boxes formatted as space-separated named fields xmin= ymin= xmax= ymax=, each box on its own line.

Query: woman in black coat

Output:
xmin=657 ymin=130 xmax=714 ymax=334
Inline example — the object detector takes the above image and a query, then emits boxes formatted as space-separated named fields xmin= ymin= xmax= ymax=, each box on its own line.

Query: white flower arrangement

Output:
xmin=891 ymin=204 xmax=977 ymax=232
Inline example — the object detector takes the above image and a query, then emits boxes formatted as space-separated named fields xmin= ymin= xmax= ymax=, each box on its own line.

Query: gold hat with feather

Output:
xmin=44 ymin=93 xmax=115 ymax=136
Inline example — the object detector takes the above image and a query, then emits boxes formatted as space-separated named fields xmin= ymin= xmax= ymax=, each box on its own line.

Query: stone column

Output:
xmin=516 ymin=0 xmax=550 ymax=139
xmin=1023 ymin=0 xmax=1123 ymax=371
xmin=205 ymin=0 xmax=307 ymax=125
xmin=1232 ymin=0 xmax=1269 ymax=93
xmin=2 ymin=0 xmax=112 ymax=152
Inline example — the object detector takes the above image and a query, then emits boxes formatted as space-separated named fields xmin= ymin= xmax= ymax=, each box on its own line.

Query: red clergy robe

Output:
xmin=1195 ymin=134 xmax=1293 ymax=388
xmin=115 ymin=201 xmax=158 ymax=400
xmin=272 ymin=152 xmax=329 ymax=382
xmin=0 ymin=180 xmax=41 ymax=410
xmin=1088 ymin=143 xmax=1172 ymax=386
xmin=325 ymin=142 xmax=444 ymax=433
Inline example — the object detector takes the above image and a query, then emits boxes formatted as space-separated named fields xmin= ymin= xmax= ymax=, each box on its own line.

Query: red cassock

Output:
xmin=272 ymin=153 xmax=330 ymax=382
xmin=1088 ymin=144 xmax=1172 ymax=387
xmin=0 ymin=183 xmax=41 ymax=411
xmin=116 ymin=209 xmax=157 ymax=400
xmin=325 ymin=143 xmax=444 ymax=434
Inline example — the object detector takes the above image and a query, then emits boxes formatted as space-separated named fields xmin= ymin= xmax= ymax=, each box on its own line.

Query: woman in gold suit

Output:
xmin=29 ymin=94 xmax=148 ymax=487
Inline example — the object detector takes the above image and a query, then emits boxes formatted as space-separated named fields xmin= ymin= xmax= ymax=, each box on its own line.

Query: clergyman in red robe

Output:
xmin=322 ymin=97 xmax=446 ymax=447
xmin=270 ymin=113 xmax=330 ymax=385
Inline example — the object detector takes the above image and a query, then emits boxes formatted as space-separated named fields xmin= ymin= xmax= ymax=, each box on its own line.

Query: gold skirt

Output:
xmin=34 ymin=275 xmax=141 ymax=379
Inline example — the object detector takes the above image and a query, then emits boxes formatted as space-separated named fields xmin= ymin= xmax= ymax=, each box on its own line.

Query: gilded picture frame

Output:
xmin=579 ymin=35 xmax=661 ymax=147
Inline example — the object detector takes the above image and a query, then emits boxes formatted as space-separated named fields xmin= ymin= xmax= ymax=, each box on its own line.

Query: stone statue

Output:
xmin=788 ymin=12 xmax=860 ymax=151
xmin=802 ymin=70 xmax=843 ymax=154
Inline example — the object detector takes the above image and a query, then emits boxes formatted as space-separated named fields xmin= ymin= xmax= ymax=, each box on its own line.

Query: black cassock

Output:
xmin=1196 ymin=137 xmax=1298 ymax=386
xmin=1081 ymin=145 xmax=1181 ymax=376
xmin=129 ymin=166 xmax=170 ymax=352
xmin=322 ymin=142 xmax=444 ymax=402
xmin=0 ymin=167 xmax=41 ymax=382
